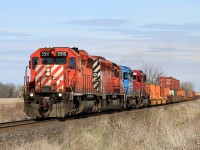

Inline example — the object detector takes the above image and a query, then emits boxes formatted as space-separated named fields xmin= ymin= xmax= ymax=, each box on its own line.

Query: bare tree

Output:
xmin=14 ymin=84 xmax=24 ymax=98
xmin=181 ymin=82 xmax=195 ymax=91
xmin=141 ymin=63 xmax=164 ymax=84
xmin=0 ymin=82 xmax=3 ymax=97
xmin=0 ymin=82 xmax=18 ymax=98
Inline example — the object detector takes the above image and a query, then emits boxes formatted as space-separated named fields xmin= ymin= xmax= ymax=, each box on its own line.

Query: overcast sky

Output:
xmin=0 ymin=0 xmax=200 ymax=91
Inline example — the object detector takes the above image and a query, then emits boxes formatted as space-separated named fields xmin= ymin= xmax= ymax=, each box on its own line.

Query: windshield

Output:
xmin=42 ymin=58 xmax=53 ymax=64
xmin=133 ymin=75 xmax=137 ymax=80
xmin=115 ymin=69 xmax=119 ymax=77
xmin=124 ymin=72 xmax=128 ymax=80
xmin=42 ymin=57 xmax=66 ymax=64
xmin=56 ymin=58 xmax=66 ymax=64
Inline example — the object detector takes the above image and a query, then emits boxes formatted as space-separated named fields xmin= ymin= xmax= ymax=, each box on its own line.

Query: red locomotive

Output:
xmin=133 ymin=70 xmax=148 ymax=106
xmin=133 ymin=70 xmax=146 ymax=94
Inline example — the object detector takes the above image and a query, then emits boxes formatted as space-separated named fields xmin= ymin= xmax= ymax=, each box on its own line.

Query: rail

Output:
xmin=0 ymin=119 xmax=57 ymax=129
xmin=0 ymin=97 xmax=199 ymax=129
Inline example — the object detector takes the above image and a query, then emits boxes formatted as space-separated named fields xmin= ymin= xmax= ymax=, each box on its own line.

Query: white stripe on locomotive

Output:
xmin=35 ymin=65 xmax=47 ymax=82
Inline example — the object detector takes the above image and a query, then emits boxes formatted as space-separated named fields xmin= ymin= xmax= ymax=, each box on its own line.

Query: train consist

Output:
xmin=24 ymin=47 xmax=197 ymax=118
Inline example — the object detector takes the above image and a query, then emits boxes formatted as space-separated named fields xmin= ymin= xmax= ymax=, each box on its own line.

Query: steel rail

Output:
xmin=0 ymin=119 xmax=57 ymax=129
xmin=0 ymin=97 xmax=199 ymax=129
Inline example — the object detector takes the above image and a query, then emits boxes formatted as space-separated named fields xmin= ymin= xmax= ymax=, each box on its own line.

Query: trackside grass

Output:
xmin=0 ymin=98 xmax=28 ymax=123
xmin=3 ymin=99 xmax=200 ymax=150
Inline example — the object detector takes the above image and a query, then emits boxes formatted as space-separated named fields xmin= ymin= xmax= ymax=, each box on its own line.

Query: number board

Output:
xmin=40 ymin=52 xmax=50 ymax=57
xmin=56 ymin=52 xmax=68 ymax=57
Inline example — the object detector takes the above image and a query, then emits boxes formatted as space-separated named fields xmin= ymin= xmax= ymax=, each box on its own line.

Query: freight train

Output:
xmin=23 ymin=47 xmax=197 ymax=118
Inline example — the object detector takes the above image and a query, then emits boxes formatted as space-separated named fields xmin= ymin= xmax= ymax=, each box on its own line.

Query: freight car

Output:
xmin=23 ymin=47 xmax=197 ymax=118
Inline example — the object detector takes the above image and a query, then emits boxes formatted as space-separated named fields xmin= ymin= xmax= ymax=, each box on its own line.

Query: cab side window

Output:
xmin=123 ymin=72 xmax=128 ymax=80
xmin=87 ymin=58 xmax=93 ymax=68
xmin=138 ymin=76 xmax=142 ymax=82
xmin=133 ymin=75 xmax=137 ymax=80
xmin=114 ymin=69 xmax=119 ymax=77
xmin=69 ymin=57 xmax=76 ymax=69
xmin=32 ymin=57 xmax=39 ymax=69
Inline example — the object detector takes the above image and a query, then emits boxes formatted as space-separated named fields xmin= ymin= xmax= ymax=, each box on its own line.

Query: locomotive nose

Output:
xmin=35 ymin=65 xmax=65 ymax=92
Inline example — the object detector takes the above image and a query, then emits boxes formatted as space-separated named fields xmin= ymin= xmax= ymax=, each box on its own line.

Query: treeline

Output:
xmin=0 ymin=82 xmax=23 ymax=98
xmin=141 ymin=63 xmax=195 ymax=91
xmin=181 ymin=82 xmax=195 ymax=91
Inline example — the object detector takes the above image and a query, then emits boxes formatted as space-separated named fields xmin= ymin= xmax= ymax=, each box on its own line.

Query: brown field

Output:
xmin=0 ymin=98 xmax=28 ymax=122
xmin=4 ymin=99 xmax=200 ymax=150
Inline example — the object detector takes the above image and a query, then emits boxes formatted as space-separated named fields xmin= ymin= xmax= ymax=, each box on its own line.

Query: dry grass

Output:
xmin=9 ymin=99 xmax=200 ymax=150
xmin=0 ymin=98 xmax=28 ymax=122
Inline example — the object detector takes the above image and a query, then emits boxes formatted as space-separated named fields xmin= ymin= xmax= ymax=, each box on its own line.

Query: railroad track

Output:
xmin=0 ymin=119 xmax=57 ymax=129
xmin=0 ymin=97 xmax=199 ymax=129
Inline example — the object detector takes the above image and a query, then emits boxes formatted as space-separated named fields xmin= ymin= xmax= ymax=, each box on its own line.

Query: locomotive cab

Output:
xmin=120 ymin=66 xmax=137 ymax=108
xmin=113 ymin=63 xmax=123 ymax=94
xmin=120 ymin=66 xmax=134 ymax=95
xmin=133 ymin=70 xmax=146 ymax=96
xmin=133 ymin=70 xmax=149 ymax=106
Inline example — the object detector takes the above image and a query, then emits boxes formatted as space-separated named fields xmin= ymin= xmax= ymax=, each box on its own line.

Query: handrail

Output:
xmin=24 ymin=66 xmax=29 ymax=94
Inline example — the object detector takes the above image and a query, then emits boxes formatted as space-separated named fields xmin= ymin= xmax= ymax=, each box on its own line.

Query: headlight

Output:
xmin=58 ymin=93 xmax=62 ymax=97
xmin=46 ymin=72 xmax=51 ymax=76
xmin=30 ymin=93 xmax=34 ymax=97
xmin=46 ymin=68 xmax=50 ymax=72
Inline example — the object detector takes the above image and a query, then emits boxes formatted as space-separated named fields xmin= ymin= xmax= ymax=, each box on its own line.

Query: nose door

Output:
xmin=35 ymin=65 xmax=65 ymax=92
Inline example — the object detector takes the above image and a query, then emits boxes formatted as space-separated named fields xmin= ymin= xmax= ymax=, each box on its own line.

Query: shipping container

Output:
xmin=145 ymin=84 xmax=161 ymax=105
xmin=181 ymin=90 xmax=185 ymax=96
xmin=160 ymin=87 xmax=170 ymax=98
xmin=160 ymin=76 xmax=180 ymax=90
xmin=177 ymin=80 xmax=180 ymax=90
xmin=177 ymin=89 xmax=185 ymax=97
xmin=188 ymin=91 xmax=194 ymax=97
xmin=145 ymin=84 xmax=161 ymax=99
